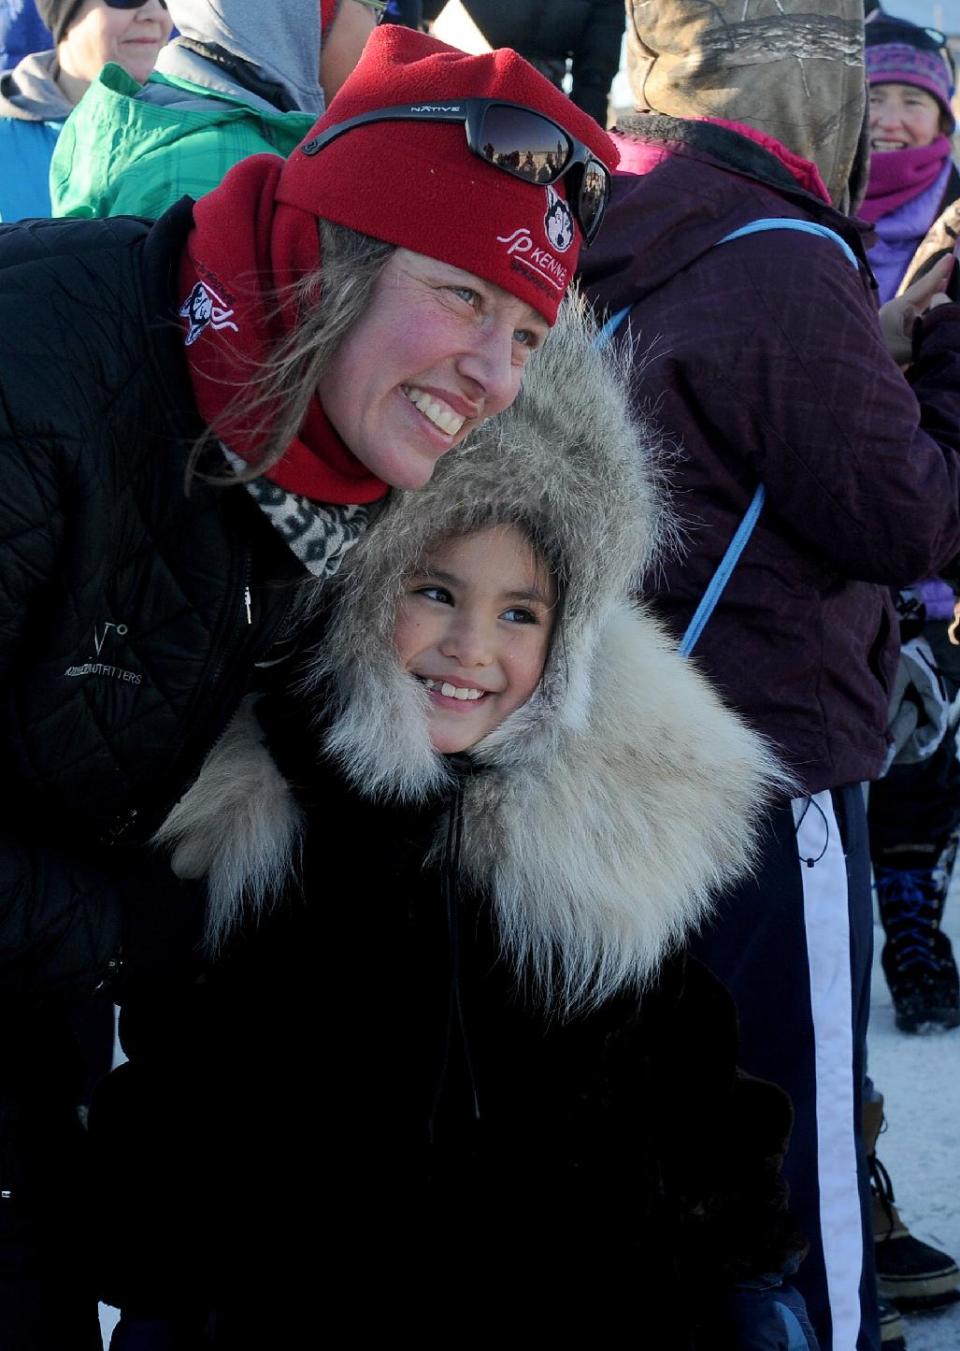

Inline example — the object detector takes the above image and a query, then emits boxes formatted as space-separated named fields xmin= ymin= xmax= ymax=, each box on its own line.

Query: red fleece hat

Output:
xmin=276 ymin=25 xmax=618 ymax=323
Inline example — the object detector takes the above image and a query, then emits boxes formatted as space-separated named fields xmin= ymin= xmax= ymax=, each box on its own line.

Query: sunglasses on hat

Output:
xmin=302 ymin=99 xmax=610 ymax=245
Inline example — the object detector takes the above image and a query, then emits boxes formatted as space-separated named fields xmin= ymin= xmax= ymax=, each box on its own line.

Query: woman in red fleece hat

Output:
xmin=0 ymin=24 xmax=616 ymax=1351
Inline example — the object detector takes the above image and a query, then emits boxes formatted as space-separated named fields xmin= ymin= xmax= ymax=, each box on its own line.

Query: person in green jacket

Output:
xmin=50 ymin=0 xmax=376 ymax=219
xmin=0 ymin=0 xmax=172 ymax=221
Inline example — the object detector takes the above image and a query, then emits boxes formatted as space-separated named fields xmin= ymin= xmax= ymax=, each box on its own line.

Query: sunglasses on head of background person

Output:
xmin=53 ymin=0 xmax=168 ymax=32
xmin=302 ymin=99 xmax=611 ymax=244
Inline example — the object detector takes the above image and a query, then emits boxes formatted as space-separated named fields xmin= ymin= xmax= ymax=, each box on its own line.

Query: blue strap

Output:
xmin=595 ymin=305 xmax=633 ymax=346
xmin=717 ymin=217 xmax=859 ymax=271
xmin=678 ymin=484 xmax=766 ymax=657
xmin=594 ymin=216 xmax=858 ymax=656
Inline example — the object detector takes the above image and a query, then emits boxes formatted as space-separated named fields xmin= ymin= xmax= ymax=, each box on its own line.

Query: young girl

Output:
xmin=99 ymin=303 xmax=815 ymax=1347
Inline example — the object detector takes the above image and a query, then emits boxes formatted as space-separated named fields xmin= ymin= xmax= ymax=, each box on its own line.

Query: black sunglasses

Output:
xmin=102 ymin=0 xmax=168 ymax=8
xmin=302 ymin=98 xmax=610 ymax=245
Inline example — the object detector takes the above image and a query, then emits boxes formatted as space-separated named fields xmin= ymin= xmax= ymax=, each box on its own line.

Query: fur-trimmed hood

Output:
xmin=158 ymin=299 xmax=791 ymax=1008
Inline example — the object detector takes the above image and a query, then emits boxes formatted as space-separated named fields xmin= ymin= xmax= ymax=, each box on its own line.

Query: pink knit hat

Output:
xmin=866 ymin=14 xmax=955 ymax=131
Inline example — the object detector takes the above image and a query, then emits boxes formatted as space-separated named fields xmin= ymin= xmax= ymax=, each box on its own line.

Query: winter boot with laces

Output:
xmin=864 ymin=1096 xmax=960 ymax=1312
xmin=875 ymin=842 xmax=960 ymax=1032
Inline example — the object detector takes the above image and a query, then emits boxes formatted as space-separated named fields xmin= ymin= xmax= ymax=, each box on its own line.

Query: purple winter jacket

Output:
xmin=580 ymin=117 xmax=960 ymax=794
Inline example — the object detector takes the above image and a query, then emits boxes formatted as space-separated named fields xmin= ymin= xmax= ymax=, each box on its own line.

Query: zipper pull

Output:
xmin=100 ymin=806 xmax=139 ymax=847
xmin=243 ymin=585 xmax=253 ymax=625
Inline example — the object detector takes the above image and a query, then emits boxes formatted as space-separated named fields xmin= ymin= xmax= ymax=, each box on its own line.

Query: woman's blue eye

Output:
xmin=502 ymin=607 xmax=536 ymax=624
xmin=452 ymin=286 xmax=480 ymax=306
xmin=417 ymin=585 xmax=453 ymax=605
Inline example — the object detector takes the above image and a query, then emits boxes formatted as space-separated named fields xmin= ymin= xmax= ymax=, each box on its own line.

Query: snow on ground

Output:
xmin=98 ymin=890 xmax=960 ymax=1349
xmin=868 ymin=879 xmax=960 ymax=1351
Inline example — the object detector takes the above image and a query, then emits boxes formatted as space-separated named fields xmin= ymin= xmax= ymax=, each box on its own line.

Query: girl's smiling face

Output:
xmin=394 ymin=525 xmax=556 ymax=754
xmin=869 ymin=82 xmax=944 ymax=151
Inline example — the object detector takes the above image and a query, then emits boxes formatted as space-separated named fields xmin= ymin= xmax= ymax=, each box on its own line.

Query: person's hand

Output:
xmin=879 ymin=253 xmax=955 ymax=364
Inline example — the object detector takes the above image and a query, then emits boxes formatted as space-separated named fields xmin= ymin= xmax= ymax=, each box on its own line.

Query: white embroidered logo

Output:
xmin=94 ymin=622 xmax=127 ymax=656
xmin=179 ymin=281 xmax=239 ymax=347
xmin=544 ymin=186 xmax=574 ymax=253
xmin=64 ymin=622 xmax=142 ymax=685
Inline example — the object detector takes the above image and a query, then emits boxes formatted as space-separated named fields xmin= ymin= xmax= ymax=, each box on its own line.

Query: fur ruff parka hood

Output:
xmin=158 ymin=299 xmax=790 ymax=1009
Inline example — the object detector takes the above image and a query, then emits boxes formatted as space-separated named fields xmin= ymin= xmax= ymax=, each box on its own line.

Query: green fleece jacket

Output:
xmin=50 ymin=64 xmax=314 ymax=219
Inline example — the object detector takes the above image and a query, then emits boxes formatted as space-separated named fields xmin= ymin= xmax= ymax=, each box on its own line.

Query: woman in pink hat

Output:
xmin=862 ymin=11 xmax=960 ymax=1046
xmin=0 ymin=25 xmax=616 ymax=1349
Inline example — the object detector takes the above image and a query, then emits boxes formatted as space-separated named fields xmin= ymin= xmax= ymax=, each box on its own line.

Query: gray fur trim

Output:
xmin=460 ymin=602 xmax=787 ymax=1008
xmin=153 ymin=695 xmax=304 ymax=951
xmin=305 ymin=295 xmax=791 ymax=1007
xmin=307 ymin=293 xmax=675 ymax=795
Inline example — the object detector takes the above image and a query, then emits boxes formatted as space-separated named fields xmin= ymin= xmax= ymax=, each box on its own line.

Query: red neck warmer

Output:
xmin=178 ymin=155 xmax=388 ymax=505
xmin=861 ymin=137 xmax=952 ymax=224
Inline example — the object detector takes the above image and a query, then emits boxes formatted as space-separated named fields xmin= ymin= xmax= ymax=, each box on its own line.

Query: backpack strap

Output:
xmin=595 ymin=216 xmax=859 ymax=656
xmin=717 ymin=217 xmax=860 ymax=270
xmin=678 ymin=484 xmax=766 ymax=658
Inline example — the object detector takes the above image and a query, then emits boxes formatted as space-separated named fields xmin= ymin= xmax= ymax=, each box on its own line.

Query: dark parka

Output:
xmin=0 ymin=203 xmax=303 ymax=1347
xmin=95 ymin=751 xmax=806 ymax=1347
xmin=580 ymin=118 xmax=960 ymax=793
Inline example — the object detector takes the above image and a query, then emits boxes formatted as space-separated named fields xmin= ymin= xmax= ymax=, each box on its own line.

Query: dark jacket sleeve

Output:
xmin=0 ymin=341 xmax=121 ymax=996
xmin=570 ymin=0 xmax=624 ymax=124
xmin=685 ymin=231 xmax=960 ymax=584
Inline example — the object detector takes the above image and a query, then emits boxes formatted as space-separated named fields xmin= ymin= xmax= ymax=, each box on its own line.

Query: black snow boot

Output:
xmin=864 ymin=1098 xmax=960 ymax=1313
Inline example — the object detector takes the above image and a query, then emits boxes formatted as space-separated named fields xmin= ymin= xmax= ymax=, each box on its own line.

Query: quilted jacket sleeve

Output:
xmin=0 ymin=245 xmax=123 ymax=996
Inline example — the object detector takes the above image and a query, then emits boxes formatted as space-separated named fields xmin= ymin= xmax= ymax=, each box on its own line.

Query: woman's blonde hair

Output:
xmin=188 ymin=220 xmax=395 ymax=484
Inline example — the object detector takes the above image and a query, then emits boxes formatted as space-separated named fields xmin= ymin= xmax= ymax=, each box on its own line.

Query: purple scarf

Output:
xmin=862 ymin=136 xmax=952 ymax=223
xmin=867 ymin=161 xmax=952 ymax=302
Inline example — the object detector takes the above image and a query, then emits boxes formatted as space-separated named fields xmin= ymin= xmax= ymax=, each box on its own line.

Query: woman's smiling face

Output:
xmin=58 ymin=0 xmax=172 ymax=87
xmin=316 ymin=249 xmax=548 ymax=490
xmin=869 ymin=82 xmax=944 ymax=151
xmin=393 ymin=525 xmax=556 ymax=754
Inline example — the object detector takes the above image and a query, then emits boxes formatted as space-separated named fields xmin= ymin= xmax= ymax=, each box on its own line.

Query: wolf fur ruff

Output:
xmin=157 ymin=297 xmax=791 ymax=1008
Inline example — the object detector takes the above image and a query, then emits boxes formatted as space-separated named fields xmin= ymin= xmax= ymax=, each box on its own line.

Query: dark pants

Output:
xmin=691 ymin=785 xmax=878 ymax=1351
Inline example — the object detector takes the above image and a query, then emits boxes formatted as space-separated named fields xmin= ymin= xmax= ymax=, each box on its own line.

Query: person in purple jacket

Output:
xmin=860 ymin=11 xmax=960 ymax=1043
xmin=580 ymin=2 xmax=960 ymax=1347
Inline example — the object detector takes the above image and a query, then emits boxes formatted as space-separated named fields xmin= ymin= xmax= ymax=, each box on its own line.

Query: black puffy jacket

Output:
xmin=0 ymin=201 xmax=304 ymax=997
xmin=423 ymin=0 xmax=624 ymax=124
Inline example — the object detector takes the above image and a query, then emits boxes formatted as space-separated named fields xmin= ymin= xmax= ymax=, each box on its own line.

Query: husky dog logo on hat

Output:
xmin=180 ymin=281 xmax=239 ymax=348
xmin=544 ymin=186 xmax=575 ymax=253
